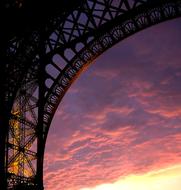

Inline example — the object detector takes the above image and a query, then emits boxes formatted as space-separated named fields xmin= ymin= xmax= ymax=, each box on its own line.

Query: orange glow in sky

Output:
xmin=80 ymin=165 xmax=181 ymax=190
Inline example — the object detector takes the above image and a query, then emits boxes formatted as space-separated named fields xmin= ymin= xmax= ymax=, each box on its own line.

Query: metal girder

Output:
xmin=0 ymin=0 xmax=181 ymax=189
xmin=43 ymin=0 xmax=181 ymax=148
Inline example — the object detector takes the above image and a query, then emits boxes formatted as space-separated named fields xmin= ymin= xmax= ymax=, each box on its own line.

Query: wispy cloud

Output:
xmin=44 ymin=18 xmax=181 ymax=190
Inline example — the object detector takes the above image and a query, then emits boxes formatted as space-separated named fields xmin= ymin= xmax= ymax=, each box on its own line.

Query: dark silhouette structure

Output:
xmin=0 ymin=0 xmax=180 ymax=189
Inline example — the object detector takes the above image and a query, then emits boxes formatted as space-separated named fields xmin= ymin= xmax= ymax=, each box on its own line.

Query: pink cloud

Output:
xmin=44 ymin=131 xmax=181 ymax=190
xmin=44 ymin=18 xmax=181 ymax=190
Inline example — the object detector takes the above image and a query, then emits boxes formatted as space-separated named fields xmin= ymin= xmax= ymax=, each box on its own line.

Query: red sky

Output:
xmin=43 ymin=18 xmax=181 ymax=190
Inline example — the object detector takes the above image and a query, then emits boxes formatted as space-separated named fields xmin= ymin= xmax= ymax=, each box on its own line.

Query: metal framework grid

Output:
xmin=0 ymin=0 xmax=181 ymax=189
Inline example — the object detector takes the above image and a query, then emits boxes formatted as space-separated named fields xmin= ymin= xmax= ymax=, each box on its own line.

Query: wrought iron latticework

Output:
xmin=0 ymin=0 xmax=181 ymax=189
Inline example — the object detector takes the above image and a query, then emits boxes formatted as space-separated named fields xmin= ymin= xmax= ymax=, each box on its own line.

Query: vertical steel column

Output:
xmin=36 ymin=34 xmax=47 ymax=190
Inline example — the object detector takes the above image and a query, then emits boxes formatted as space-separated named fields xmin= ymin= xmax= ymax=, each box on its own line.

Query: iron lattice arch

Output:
xmin=0 ymin=0 xmax=181 ymax=189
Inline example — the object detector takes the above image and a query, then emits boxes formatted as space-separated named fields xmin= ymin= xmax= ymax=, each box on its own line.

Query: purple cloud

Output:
xmin=44 ymin=18 xmax=181 ymax=190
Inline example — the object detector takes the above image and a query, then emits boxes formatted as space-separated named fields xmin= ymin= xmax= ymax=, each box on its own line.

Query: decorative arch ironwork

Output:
xmin=44 ymin=0 xmax=181 ymax=143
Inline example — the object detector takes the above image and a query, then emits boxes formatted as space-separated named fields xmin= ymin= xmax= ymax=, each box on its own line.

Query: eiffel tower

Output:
xmin=0 ymin=0 xmax=180 ymax=189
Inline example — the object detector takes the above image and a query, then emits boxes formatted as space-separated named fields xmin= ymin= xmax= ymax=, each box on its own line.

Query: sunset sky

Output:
xmin=43 ymin=18 xmax=181 ymax=190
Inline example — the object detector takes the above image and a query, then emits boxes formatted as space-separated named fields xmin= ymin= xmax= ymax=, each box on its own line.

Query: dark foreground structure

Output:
xmin=0 ymin=0 xmax=180 ymax=189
